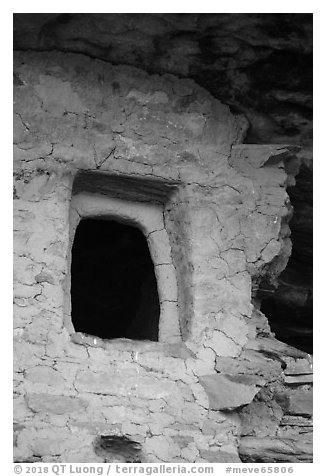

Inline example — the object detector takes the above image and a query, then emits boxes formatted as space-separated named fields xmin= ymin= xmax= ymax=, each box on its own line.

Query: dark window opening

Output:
xmin=259 ymin=163 xmax=313 ymax=354
xmin=71 ymin=218 xmax=160 ymax=341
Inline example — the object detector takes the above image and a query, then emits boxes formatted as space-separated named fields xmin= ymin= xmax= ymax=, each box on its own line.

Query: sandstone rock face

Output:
xmin=276 ymin=389 xmax=313 ymax=417
xmin=13 ymin=49 xmax=312 ymax=463
xmin=13 ymin=13 xmax=312 ymax=146
xmin=236 ymin=346 xmax=313 ymax=463
xmin=239 ymin=435 xmax=313 ymax=463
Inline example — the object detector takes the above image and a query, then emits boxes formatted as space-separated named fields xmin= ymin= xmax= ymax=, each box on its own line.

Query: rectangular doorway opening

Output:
xmin=71 ymin=217 xmax=160 ymax=341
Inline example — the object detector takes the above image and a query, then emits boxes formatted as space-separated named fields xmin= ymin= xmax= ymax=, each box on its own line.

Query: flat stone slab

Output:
xmin=239 ymin=435 xmax=313 ymax=463
xmin=26 ymin=393 xmax=88 ymax=415
xmin=284 ymin=374 xmax=313 ymax=385
xmin=284 ymin=358 xmax=313 ymax=375
xmin=276 ymin=389 xmax=313 ymax=416
xmin=199 ymin=373 xmax=264 ymax=411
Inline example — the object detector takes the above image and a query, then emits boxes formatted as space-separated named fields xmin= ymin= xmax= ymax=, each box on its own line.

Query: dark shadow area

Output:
xmin=71 ymin=218 xmax=160 ymax=340
xmin=261 ymin=296 xmax=312 ymax=354
xmin=260 ymin=163 xmax=313 ymax=354
xmin=94 ymin=435 xmax=142 ymax=463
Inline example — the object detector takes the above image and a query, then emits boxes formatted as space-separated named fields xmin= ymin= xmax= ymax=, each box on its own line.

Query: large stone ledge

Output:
xmin=239 ymin=435 xmax=313 ymax=463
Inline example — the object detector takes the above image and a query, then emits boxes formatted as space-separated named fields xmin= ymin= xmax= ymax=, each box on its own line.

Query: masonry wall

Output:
xmin=13 ymin=51 xmax=312 ymax=463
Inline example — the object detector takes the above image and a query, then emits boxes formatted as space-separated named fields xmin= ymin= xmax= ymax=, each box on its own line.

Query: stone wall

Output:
xmin=13 ymin=51 xmax=312 ymax=463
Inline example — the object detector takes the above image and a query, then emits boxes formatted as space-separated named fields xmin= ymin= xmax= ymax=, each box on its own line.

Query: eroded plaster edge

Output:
xmin=66 ymin=192 xmax=181 ymax=344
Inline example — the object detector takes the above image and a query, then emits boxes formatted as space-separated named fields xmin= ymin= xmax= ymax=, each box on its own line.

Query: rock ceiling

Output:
xmin=13 ymin=13 xmax=312 ymax=149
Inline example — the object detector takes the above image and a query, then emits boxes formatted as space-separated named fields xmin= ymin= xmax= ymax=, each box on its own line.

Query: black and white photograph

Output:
xmin=11 ymin=6 xmax=314 ymax=470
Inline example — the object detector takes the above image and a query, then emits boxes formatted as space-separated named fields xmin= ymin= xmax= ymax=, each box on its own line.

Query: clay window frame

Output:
xmin=65 ymin=171 xmax=181 ymax=344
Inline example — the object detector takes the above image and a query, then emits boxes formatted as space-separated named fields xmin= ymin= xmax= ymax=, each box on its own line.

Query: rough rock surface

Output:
xmin=13 ymin=13 xmax=312 ymax=146
xmin=239 ymin=435 xmax=313 ymax=463
xmin=199 ymin=374 xmax=264 ymax=411
xmin=13 ymin=48 xmax=312 ymax=463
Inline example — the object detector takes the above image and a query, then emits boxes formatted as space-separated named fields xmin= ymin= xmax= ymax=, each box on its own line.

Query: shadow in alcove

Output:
xmin=259 ymin=163 xmax=313 ymax=354
xmin=71 ymin=218 xmax=160 ymax=341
